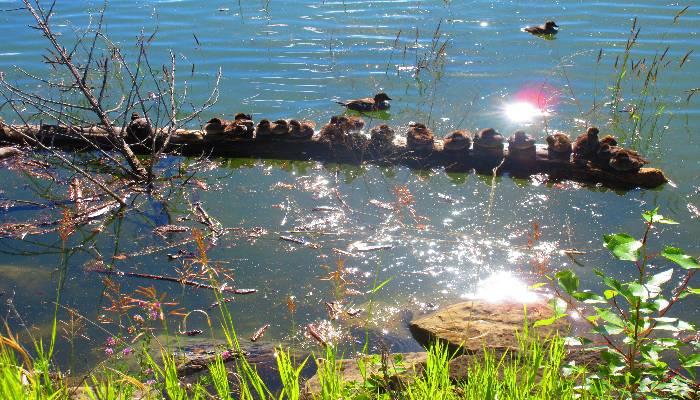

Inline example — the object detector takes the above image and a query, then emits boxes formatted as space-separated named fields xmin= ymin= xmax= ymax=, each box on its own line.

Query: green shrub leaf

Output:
xmin=556 ymin=270 xmax=579 ymax=294
xmin=596 ymin=308 xmax=624 ymax=327
xmin=642 ymin=208 xmax=679 ymax=225
xmin=647 ymin=268 xmax=673 ymax=286
xmin=661 ymin=247 xmax=700 ymax=269
xmin=603 ymin=233 xmax=642 ymax=261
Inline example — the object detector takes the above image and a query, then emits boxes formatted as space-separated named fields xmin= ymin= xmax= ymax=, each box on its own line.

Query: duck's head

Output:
xmin=288 ymin=119 xmax=301 ymax=130
xmin=235 ymin=112 xmax=252 ymax=121
xmin=131 ymin=112 xmax=141 ymax=121
xmin=257 ymin=119 xmax=271 ymax=128
xmin=509 ymin=130 xmax=535 ymax=148
xmin=545 ymin=21 xmax=559 ymax=29
xmin=546 ymin=133 xmax=571 ymax=148
xmin=329 ymin=115 xmax=346 ymax=125
xmin=273 ymin=119 xmax=289 ymax=128
xmin=374 ymin=92 xmax=392 ymax=102
xmin=600 ymin=134 xmax=618 ymax=147
xmin=586 ymin=126 xmax=600 ymax=140
xmin=206 ymin=117 xmax=222 ymax=125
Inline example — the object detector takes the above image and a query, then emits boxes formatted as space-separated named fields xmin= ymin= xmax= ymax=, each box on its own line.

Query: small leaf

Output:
xmin=688 ymin=287 xmax=700 ymax=295
xmin=642 ymin=208 xmax=679 ymax=224
xmin=549 ymin=297 xmax=568 ymax=316
xmin=681 ymin=354 xmax=700 ymax=368
xmin=662 ymin=247 xmax=700 ymax=269
xmin=571 ymin=291 xmax=606 ymax=303
xmin=604 ymin=233 xmax=642 ymax=261
xmin=647 ymin=268 xmax=673 ymax=286
xmin=596 ymin=308 xmax=624 ymax=327
xmin=556 ymin=270 xmax=579 ymax=294
xmin=533 ymin=315 xmax=562 ymax=327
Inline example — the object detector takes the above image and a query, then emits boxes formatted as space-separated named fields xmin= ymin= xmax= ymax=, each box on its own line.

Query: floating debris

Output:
xmin=182 ymin=329 xmax=204 ymax=337
xmin=437 ymin=193 xmax=456 ymax=204
xmin=312 ymin=206 xmax=341 ymax=212
xmin=369 ymin=199 xmax=394 ymax=210
xmin=250 ymin=324 xmax=270 ymax=342
xmin=325 ymin=301 xmax=342 ymax=320
xmin=306 ymin=324 xmax=329 ymax=347
xmin=209 ymin=297 xmax=235 ymax=309
xmin=279 ymin=235 xmax=306 ymax=245
xmin=348 ymin=241 xmax=393 ymax=252
xmin=167 ymin=249 xmax=196 ymax=260
xmin=154 ymin=224 xmax=189 ymax=239
xmin=346 ymin=307 xmax=363 ymax=317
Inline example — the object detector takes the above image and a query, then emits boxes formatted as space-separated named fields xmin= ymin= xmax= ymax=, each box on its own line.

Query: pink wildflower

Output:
xmin=104 ymin=347 xmax=114 ymax=356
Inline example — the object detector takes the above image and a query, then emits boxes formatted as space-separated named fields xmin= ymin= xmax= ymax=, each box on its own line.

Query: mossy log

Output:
xmin=0 ymin=123 xmax=668 ymax=189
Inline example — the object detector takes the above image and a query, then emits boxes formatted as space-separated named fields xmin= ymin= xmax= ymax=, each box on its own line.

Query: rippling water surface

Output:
xmin=1 ymin=0 xmax=699 ymax=366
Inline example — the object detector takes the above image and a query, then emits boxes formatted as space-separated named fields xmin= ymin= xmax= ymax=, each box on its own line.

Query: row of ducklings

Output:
xmin=201 ymin=114 xmax=649 ymax=173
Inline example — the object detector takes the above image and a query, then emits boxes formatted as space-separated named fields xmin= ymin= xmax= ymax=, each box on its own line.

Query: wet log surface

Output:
xmin=0 ymin=123 xmax=668 ymax=189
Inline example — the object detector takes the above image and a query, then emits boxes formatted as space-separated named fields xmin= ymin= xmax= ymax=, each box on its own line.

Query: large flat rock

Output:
xmin=409 ymin=300 xmax=569 ymax=353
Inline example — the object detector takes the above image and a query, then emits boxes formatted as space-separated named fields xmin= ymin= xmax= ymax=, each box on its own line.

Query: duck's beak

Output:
xmin=386 ymin=96 xmax=393 ymax=100
xmin=553 ymin=23 xmax=559 ymax=27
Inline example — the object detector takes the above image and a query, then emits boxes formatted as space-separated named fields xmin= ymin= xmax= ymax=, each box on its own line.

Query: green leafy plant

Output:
xmin=551 ymin=208 xmax=699 ymax=399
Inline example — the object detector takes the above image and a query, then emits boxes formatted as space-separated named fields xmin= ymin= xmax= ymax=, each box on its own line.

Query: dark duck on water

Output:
xmin=523 ymin=20 xmax=559 ymax=36
xmin=336 ymin=92 xmax=392 ymax=112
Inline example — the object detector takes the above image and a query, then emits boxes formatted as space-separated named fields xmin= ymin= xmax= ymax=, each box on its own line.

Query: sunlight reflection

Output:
xmin=503 ymin=82 xmax=559 ymax=123
xmin=462 ymin=271 xmax=541 ymax=303
xmin=503 ymin=101 xmax=547 ymax=123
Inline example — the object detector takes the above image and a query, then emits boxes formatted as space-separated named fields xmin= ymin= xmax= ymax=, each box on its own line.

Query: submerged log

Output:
xmin=0 ymin=123 xmax=668 ymax=189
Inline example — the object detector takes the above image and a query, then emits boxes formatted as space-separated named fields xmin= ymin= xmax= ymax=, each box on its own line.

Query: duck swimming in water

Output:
xmin=406 ymin=122 xmax=434 ymax=152
xmin=523 ymin=20 xmax=559 ymax=36
xmin=442 ymin=130 xmax=472 ymax=151
xmin=336 ymin=92 xmax=392 ymax=112
xmin=545 ymin=132 xmax=572 ymax=160
xmin=473 ymin=128 xmax=505 ymax=158
xmin=572 ymin=126 xmax=600 ymax=164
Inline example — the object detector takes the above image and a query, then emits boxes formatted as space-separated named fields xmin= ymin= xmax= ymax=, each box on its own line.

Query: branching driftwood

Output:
xmin=1 ymin=0 xmax=221 ymax=189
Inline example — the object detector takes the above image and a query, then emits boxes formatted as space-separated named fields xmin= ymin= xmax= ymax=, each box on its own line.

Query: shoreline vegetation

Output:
xmin=1 ymin=1 xmax=698 ymax=399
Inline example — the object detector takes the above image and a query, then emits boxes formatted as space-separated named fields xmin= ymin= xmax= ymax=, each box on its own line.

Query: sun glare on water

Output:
xmin=503 ymin=101 xmax=548 ymax=123
xmin=463 ymin=271 xmax=541 ymax=303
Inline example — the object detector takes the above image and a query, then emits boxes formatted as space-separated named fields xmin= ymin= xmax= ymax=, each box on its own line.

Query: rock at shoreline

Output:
xmin=409 ymin=300 xmax=569 ymax=353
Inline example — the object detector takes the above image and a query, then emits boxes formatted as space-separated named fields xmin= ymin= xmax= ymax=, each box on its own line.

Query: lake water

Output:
xmin=1 ymin=0 xmax=699 ymax=368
